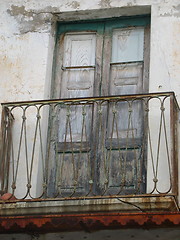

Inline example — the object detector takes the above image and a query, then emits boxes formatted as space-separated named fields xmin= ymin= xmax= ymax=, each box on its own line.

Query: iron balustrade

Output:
xmin=0 ymin=92 xmax=179 ymax=200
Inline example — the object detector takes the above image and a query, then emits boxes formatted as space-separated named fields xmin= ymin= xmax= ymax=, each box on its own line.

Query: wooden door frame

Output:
xmin=47 ymin=16 xmax=150 ymax=197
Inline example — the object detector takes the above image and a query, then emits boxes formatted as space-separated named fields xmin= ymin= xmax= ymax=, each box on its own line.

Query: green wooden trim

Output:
xmin=58 ymin=22 xmax=104 ymax=35
xmin=58 ymin=15 xmax=150 ymax=35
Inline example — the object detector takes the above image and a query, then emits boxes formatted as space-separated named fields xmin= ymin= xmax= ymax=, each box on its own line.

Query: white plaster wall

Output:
xmin=0 ymin=4 xmax=51 ymax=102
xmin=0 ymin=1 xmax=180 ymax=101
xmin=0 ymin=0 xmax=179 ymax=200
xmin=150 ymin=2 xmax=180 ymax=96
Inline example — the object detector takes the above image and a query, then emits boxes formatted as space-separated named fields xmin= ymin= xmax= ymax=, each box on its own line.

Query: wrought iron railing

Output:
xmin=0 ymin=92 xmax=179 ymax=200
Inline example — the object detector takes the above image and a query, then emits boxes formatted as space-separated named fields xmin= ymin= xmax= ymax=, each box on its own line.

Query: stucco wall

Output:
xmin=0 ymin=0 xmax=180 ymax=102
xmin=0 ymin=0 xmax=179 ymax=200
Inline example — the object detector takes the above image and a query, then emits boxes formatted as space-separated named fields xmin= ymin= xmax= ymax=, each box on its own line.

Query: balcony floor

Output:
xmin=0 ymin=195 xmax=178 ymax=216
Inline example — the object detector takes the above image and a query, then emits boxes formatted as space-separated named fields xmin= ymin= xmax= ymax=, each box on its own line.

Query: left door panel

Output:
xmin=48 ymin=32 xmax=98 ymax=197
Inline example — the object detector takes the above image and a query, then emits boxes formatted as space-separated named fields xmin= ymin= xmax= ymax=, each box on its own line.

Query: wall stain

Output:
xmin=159 ymin=4 xmax=180 ymax=17
xmin=7 ymin=5 xmax=33 ymax=17
xmin=173 ymin=22 xmax=180 ymax=72
xmin=67 ymin=1 xmax=80 ymax=9
xmin=98 ymin=0 xmax=112 ymax=8
xmin=173 ymin=4 xmax=180 ymax=17
xmin=7 ymin=5 xmax=57 ymax=34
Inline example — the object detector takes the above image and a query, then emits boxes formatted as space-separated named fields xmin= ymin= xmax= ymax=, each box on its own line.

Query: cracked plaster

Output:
xmin=158 ymin=3 xmax=180 ymax=17
xmin=98 ymin=0 xmax=112 ymax=8
xmin=7 ymin=5 xmax=55 ymax=34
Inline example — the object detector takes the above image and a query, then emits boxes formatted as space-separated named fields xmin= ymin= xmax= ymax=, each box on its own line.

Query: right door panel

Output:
xmin=99 ymin=27 xmax=145 ymax=195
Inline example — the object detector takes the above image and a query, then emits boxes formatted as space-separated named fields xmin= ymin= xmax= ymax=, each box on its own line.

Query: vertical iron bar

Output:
xmin=170 ymin=94 xmax=178 ymax=196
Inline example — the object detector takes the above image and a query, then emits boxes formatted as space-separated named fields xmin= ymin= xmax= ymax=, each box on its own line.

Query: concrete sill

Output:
xmin=0 ymin=195 xmax=178 ymax=216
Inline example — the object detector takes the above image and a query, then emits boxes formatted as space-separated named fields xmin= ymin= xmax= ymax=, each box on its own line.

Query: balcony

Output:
xmin=0 ymin=92 xmax=179 ymax=215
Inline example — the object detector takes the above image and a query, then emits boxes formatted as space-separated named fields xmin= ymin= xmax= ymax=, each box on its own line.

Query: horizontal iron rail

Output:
xmin=1 ymin=92 xmax=178 ymax=108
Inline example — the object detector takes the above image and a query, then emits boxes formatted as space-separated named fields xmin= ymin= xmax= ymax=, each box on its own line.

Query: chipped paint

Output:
xmin=68 ymin=1 xmax=80 ymax=9
xmin=7 ymin=5 xmax=53 ymax=34
xmin=98 ymin=0 xmax=112 ymax=8
xmin=158 ymin=3 xmax=180 ymax=17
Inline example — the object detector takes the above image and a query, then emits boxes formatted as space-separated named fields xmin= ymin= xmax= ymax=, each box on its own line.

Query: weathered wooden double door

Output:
xmin=49 ymin=17 xmax=150 ymax=197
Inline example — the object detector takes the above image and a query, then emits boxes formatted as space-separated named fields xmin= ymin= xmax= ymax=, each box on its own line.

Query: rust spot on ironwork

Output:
xmin=0 ymin=193 xmax=16 ymax=201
